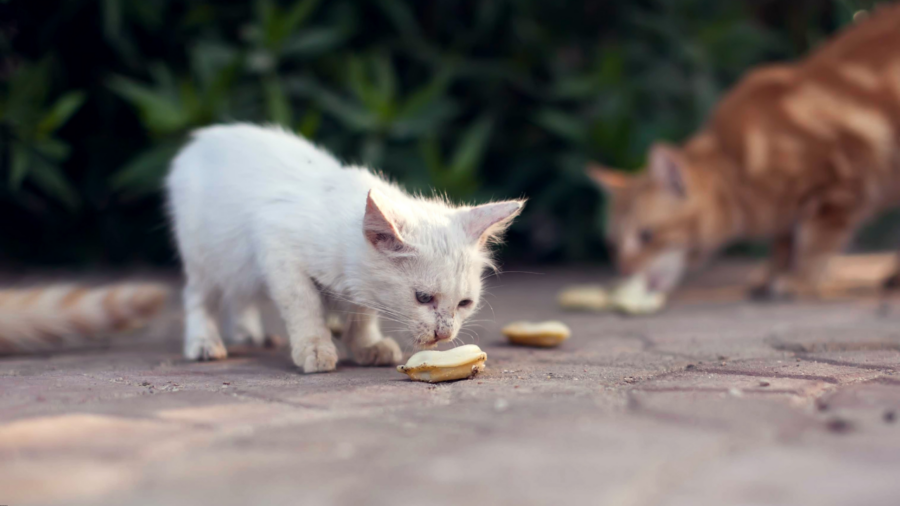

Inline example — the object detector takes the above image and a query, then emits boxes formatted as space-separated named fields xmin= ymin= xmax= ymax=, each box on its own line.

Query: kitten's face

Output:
xmin=371 ymin=249 xmax=486 ymax=348
xmin=362 ymin=189 xmax=523 ymax=348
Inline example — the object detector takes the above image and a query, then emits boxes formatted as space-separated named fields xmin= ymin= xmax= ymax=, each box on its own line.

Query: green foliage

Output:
xmin=1 ymin=59 xmax=84 ymax=208
xmin=0 ymin=0 xmax=866 ymax=266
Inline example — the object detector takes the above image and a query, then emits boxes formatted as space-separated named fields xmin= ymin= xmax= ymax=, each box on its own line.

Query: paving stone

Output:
xmin=2 ymin=262 xmax=900 ymax=506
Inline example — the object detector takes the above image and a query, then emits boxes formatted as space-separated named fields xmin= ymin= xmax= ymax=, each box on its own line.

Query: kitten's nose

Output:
xmin=434 ymin=329 xmax=452 ymax=341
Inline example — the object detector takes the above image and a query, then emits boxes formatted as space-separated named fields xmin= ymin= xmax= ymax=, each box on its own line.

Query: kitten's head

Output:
xmin=588 ymin=142 xmax=726 ymax=293
xmin=361 ymin=189 xmax=524 ymax=348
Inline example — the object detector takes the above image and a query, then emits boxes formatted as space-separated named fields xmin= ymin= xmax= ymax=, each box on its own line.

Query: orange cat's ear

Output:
xmin=648 ymin=143 xmax=687 ymax=198
xmin=586 ymin=163 xmax=632 ymax=193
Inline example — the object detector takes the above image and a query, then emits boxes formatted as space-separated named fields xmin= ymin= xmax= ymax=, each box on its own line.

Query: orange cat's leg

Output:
xmin=748 ymin=234 xmax=795 ymax=300
xmin=753 ymin=204 xmax=861 ymax=300
xmin=748 ymin=198 xmax=861 ymax=298
xmin=881 ymin=252 xmax=900 ymax=291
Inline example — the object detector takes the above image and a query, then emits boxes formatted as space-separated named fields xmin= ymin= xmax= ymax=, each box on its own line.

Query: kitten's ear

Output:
xmin=364 ymin=189 xmax=408 ymax=255
xmin=461 ymin=200 xmax=525 ymax=246
xmin=586 ymin=163 xmax=632 ymax=193
xmin=648 ymin=143 xmax=687 ymax=198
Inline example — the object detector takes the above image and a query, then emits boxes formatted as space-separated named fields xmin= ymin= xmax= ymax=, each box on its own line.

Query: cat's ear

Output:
xmin=586 ymin=163 xmax=632 ymax=193
xmin=364 ymin=189 xmax=409 ymax=255
xmin=648 ymin=143 xmax=687 ymax=198
xmin=460 ymin=200 xmax=525 ymax=246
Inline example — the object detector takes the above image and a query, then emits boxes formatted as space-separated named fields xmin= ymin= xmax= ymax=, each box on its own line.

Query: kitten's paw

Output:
xmin=292 ymin=337 xmax=338 ymax=373
xmin=351 ymin=337 xmax=402 ymax=366
xmin=184 ymin=338 xmax=228 ymax=361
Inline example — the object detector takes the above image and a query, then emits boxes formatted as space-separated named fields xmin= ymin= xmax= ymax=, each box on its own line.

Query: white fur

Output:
xmin=165 ymin=123 xmax=523 ymax=373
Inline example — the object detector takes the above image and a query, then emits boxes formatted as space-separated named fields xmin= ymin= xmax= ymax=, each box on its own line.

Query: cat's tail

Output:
xmin=0 ymin=283 xmax=170 ymax=355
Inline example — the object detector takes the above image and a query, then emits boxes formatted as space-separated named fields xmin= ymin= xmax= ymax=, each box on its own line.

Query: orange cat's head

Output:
xmin=589 ymin=141 xmax=731 ymax=293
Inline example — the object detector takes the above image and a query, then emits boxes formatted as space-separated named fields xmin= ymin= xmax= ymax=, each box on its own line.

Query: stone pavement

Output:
xmin=2 ymin=262 xmax=900 ymax=506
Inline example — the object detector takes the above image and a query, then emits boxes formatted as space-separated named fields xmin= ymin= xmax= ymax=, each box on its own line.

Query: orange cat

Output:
xmin=0 ymin=283 xmax=168 ymax=354
xmin=589 ymin=3 xmax=900 ymax=298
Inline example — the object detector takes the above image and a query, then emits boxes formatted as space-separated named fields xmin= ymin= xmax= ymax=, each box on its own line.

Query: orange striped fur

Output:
xmin=0 ymin=283 xmax=169 ymax=355
xmin=590 ymin=3 xmax=900 ymax=298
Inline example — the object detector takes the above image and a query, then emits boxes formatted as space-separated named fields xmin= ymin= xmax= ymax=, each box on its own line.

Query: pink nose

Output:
xmin=434 ymin=329 xmax=452 ymax=341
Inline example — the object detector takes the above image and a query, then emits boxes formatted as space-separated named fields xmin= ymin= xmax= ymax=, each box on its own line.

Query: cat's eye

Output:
xmin=415 ymin=291 xmax=434 ymax=304
xmin=638 ymin=229 xmax=654 ymax=245
xmin=458 ymin=299 xmax=473 ymax=309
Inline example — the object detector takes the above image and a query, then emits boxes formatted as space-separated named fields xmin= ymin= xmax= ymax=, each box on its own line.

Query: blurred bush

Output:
xmin=0 ymin=0 xmax=873 ymax=266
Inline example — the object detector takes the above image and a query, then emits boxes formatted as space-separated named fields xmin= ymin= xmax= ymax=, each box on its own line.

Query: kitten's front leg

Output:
xmin=260 ymin=249 xmax=338 ymax=373
xmin=343 ymin=306 xmax=402 ymax=366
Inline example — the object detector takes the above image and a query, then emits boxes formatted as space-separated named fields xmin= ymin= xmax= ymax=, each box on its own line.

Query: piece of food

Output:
xmin=397 ymin=344 xmax=487 ymax=383
xmin=502 ymin=320 xmax=571 ymax=347
xmin=611 ymin=275 xmax=666 ymax=315
xmin=558 ymin=285 xmax=610 ymax=311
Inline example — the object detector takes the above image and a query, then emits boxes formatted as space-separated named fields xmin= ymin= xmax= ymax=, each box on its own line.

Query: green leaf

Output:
xmin=101 ymin=0 xmax=122 ymax=40
xmin=418 ymin=137 xmax=443 ymax=174
xmin=375 ymin=0 xmax=421 ymax=40
xmin=108 ymin=76 xmax=190 ymax=135
xmin=281 ymin=28 xmax=347 ymax=58
xmin=390 ymin=100 xmax=458 ymax=139
xmin=190 ymin=41 xmax=238 ymax=91
xmin=372 ymin=55 xmax=397 ymax=109
xmin=278 ymin=0 xmax=322 ymax=44
xmin=37 ymin=91 xmax=86 ymax=136
xmin=28 ymin=155 xmax=80 ymax=208
xmin=533 ymin=109 xmax=588 ymax=145
xmin=263 ymin=75 xmax=292 ymax=126
xmin=361 ymin=135 xmax=384 ymax=166
xmin=256 ymin=0 xmax=277 ymax=44
xmin=5 ymin=58 xmax=52 ymax=126
xmin=9 ymin=144 xmax=30 ymax=190
xmin=111 ymin=142 xmax=182 ymax=192
xmin=33 ymin=138 xmax=71 ymax=161
xmin=347 ymin=56 xmax=385 ymax=114
xmin=396 ymin=70 xmax=452 ymax=120
xmin=288 ymin=77 xmax=377 ymax=130
xmin=297 ymin=108 xmax=321 ymax=138
xmin=449 ymin=116 xmax=492 ymax=177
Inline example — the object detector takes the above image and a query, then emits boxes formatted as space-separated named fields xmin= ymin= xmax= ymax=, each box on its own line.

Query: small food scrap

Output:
xmin=611 ymin=275 xmax=667 ymax=315
xmin=558 ymin=285 xmax=610 ymax=311
xmin=557 ymin=275 xmax=665 ymax=315
xmin=502 ymin=321 xmax=571 ymax=348
xmin=397 ymin=344 xmax=487 ymax=383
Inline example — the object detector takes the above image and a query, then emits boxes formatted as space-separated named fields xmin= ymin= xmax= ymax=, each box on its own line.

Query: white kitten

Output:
xmin=165 ymin=123 xmax=524 ymax=373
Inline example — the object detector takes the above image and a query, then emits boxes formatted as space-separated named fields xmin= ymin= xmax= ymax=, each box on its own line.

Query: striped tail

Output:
xmin=0 ymin=283 xmax=170 ymax=355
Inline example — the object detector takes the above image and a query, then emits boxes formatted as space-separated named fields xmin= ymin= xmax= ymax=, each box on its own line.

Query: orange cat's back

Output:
xmin=589 ymin=5 xmax=900 ymax=297
xmin=705 ymin=3 xmax=900 ymax=200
